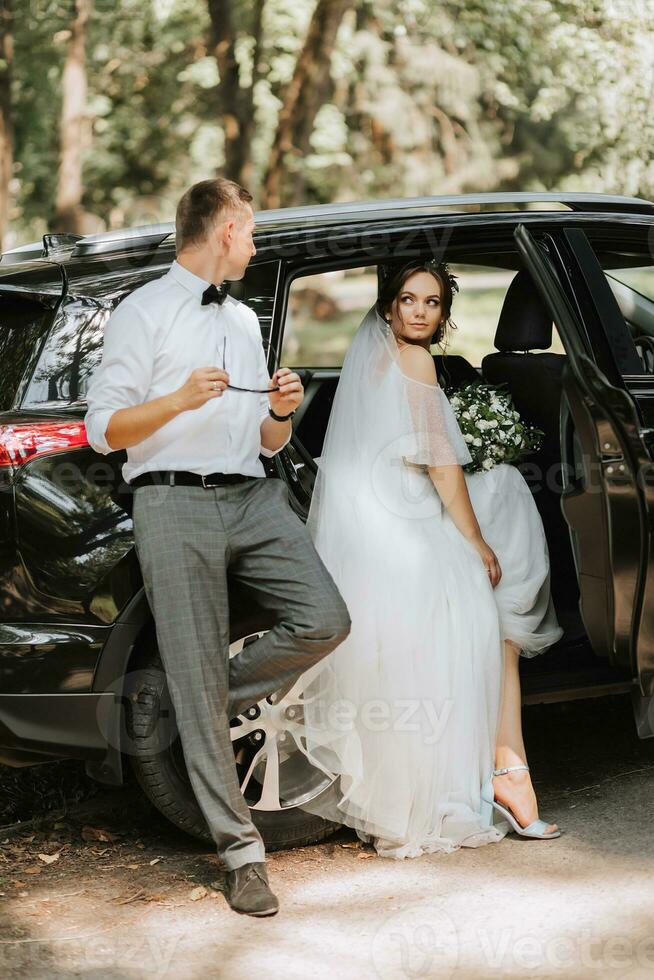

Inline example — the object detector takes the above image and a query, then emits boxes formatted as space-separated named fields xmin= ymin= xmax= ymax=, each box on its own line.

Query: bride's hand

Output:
xmin=472 ymin=537 xmax=502 ymax=588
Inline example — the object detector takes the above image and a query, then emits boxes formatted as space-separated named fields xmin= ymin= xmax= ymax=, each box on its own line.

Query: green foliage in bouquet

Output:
xmin=444 ymin=380 xmax=545 ymax=474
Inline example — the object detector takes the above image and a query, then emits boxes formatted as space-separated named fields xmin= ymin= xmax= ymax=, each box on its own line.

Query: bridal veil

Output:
xmin=294 ymin=301 xmax=510 ymax=857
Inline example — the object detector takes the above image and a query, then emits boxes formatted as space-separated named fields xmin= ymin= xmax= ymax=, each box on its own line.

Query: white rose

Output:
xmin=482 ymin=458 xmax=494 ymax=470
xmin=464 ymin=433 xmax=474 ymax=443
xmin=473 ymin=437 xmax=483 ymax=447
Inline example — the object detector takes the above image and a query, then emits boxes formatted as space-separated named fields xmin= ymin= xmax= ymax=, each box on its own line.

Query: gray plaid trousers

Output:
xmin=131 ymin=476 xmax=351 ymax=871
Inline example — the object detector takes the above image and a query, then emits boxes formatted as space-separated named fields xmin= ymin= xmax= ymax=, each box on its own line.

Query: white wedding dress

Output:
xmin=294 ymin=303 xmax=564 ymax=859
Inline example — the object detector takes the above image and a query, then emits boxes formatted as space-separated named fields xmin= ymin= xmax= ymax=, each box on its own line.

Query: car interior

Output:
xmin=278 ymin=244 xmax=654 ymax=687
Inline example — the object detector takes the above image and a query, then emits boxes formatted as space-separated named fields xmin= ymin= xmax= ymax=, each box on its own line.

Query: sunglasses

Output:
xmin=219 ymin=334 xmax=281 ymax=393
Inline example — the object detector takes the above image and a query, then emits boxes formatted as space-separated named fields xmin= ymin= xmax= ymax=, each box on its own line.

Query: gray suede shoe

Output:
xmin=222 ymin=861 xmax=279 ymax=917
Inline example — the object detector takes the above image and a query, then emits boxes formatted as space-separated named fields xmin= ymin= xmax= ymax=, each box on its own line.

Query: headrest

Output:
xmin=494 ymin=268 xmax=553 ymax=352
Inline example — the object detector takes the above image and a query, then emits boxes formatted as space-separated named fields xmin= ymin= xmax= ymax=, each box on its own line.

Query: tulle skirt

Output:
xmin=296 ymin=462 xmax=563 ymax=859
xmin=461 ymin=461 xmax=564 ymax=658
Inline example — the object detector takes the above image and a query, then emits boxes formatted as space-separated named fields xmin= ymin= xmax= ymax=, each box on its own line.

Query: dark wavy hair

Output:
xmin=376 ymin=259 xmax=460 ymax=350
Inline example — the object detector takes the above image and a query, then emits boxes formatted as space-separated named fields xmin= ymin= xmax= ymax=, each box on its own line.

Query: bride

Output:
xmin=294 ymin=258 xmax=565 ymax=859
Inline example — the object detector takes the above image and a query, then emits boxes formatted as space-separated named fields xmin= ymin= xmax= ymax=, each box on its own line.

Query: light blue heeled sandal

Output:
xmin=481 ymin=764 xmax=561 ymax=839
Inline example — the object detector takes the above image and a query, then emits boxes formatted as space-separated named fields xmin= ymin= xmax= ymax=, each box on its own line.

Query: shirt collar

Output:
xmin=169 ymin=259 xmax=221 ymax=301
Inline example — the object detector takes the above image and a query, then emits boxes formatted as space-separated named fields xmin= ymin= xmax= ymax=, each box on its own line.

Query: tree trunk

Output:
xmin=0 ymin=0 xmax=13 ymax=251
xmin=52 ymin=0 xmax=91 ymax=234
xmin=261 ymin=0 xmax=354 ymax=209
xmin=207 ymin=0 xmax=265 ymax=189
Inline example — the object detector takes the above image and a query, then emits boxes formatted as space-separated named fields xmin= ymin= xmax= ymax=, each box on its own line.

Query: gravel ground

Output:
xmin=1 ymin=693 xmax=654 ymax=979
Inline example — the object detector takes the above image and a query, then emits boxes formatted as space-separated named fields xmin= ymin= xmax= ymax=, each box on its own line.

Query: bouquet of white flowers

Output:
xmin=444 ymin=380 xmax=544 ymax=474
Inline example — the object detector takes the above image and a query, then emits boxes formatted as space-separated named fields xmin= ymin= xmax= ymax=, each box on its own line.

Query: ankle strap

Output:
xmin=493 ymin=764 xmax=530 ymax=775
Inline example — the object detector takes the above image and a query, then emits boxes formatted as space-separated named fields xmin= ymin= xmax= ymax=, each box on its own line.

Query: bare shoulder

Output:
xmin=397 ymin=344 xmax=439 ymax=387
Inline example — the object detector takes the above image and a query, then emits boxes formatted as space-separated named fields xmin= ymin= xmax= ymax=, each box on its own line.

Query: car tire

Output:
xmin=125 ymin=628 xmax=340 ymax=852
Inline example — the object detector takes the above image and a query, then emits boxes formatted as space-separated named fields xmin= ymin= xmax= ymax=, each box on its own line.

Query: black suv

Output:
xmin=2 ymin=192 xmax=654 ymax=851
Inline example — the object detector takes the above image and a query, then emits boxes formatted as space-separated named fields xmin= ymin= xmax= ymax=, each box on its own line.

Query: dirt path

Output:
xmin=2 ymin=694 xmax=654 ymax=979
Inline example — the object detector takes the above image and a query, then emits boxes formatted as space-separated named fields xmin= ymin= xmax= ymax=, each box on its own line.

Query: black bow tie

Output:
xmin=201 ymin=282 xmax=230 ymax=306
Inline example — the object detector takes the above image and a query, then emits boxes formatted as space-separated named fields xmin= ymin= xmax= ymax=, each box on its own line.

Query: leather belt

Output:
xmin=129 ymin=469 xmax=260 ymax=489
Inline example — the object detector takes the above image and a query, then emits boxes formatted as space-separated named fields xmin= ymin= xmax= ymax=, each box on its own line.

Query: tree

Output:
xmin=0 ymin=0 xmax=13 ymax=250
xmin=207 ymin=0 xmax=266 ymax=187
xmin=261 ymin=0 xmax=354 ymax=208
xmin=52 ymin=0 xmax=92 ymax=233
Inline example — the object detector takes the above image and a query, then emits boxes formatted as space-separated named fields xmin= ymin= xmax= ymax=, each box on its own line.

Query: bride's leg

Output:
xmin=493 ymin=640 xmax=558 ymax=834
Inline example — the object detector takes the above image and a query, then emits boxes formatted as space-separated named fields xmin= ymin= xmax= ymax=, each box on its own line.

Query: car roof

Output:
xmin=1 ymin=192 xmax=653 ymax=301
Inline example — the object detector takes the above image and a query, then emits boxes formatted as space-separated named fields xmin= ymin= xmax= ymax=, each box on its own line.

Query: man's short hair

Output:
xmin=175 ymin=177 xmax=254 ymax=252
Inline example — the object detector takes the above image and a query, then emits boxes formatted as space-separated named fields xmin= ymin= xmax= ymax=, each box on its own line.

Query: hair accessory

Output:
xmin=425 ymin=258 xmax=459 ymax=295
xmin=378 ymin=258 xmax=459 ymax=295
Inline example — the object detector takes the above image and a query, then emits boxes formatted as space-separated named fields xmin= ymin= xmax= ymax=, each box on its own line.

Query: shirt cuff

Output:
xmin=84 ymin=408 xmax=116 ymax=455
xmin=259 ymin=419 xmax=293 ymax=457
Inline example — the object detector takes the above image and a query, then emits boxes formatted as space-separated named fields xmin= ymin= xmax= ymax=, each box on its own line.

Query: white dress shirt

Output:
xmin=84 ymin=259 xmax=291 ymax=483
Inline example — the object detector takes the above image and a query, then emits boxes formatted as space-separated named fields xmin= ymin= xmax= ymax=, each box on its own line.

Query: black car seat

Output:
xmin=433 ymin=353 xmax=480 ymax=390
xmin=481 ymin=268 xmax=583 ymax=639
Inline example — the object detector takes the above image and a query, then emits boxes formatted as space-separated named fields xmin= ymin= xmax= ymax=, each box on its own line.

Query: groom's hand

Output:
xmin=269 ymin=368 xmax=304 ymax=415
xmin=173 ymin=366 xmax=230 ymax=412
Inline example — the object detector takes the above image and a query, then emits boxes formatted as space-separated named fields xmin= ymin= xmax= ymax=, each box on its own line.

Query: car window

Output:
xmin=0 ymin=294 xmax=53 ymax=412
xmin=584 ymin=236 xmax=654 ymax=374
xmin=283 ymin=263 xmax=566 ymax=370
xmin=22 ymin=299 xmax=108 ymax=408
xmin=283 ymin=266 xmax=378 ymax=368
xmin=22 ymin=261 xmax=280 ymax=408
xmin=441 ymin=264 xmax=565 ymax=367
xmin=606 ymin=267 xmax=654 ymax=305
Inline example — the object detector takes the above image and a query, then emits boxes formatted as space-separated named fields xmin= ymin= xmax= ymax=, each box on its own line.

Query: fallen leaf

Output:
xmin=23 ymin=867 xmax=43 ymax=875
xmin=37 ymin=852 xmax=61 ymax=865
xmin=149 ymin=858 xmax=161 ymax=866
xmin=189 ymin=886 xmax=207 ymax=902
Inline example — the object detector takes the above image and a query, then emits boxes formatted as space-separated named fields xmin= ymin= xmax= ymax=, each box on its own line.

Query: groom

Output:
xmin=84 ymin=177 xmax=352 ymax=917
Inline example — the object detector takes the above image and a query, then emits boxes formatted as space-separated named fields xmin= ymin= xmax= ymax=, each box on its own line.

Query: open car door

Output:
xmin=515 ymin=224 xmax=654 ymax=698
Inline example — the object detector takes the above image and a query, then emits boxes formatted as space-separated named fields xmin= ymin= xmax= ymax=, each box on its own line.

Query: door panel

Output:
xmin=559 ymin=365 xmax=642 ymax=667
xmin=515 ymin=224 xmax=653 ymax=694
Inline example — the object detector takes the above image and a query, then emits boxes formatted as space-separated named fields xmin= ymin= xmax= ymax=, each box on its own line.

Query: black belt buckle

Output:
xmin=201 ymin=472 xmax=225 ymax=488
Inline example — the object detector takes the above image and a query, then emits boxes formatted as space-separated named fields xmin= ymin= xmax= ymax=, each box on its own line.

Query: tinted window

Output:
xmin=22 ymin=260 xmax=281 ymax=408
xmin=22 ymin=299 xmax=108 ymax=408
xmin=226 ymin=260 xmax=278 ymax=349
xmin=0 ymin=295 xmax=52 ymax=411
xmin=606 ymin=267 xmax=654 ymax=305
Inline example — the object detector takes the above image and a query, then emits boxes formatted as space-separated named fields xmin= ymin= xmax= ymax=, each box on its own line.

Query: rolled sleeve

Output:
xmin=259 ymin=424 xmax=292 ymax=458
xmin=84 ymin=298 xmax=154 ymax=455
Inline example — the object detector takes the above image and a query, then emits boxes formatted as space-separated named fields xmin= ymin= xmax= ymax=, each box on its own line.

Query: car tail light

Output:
xmin=0 ymin=421 xmax=90 ymax=469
